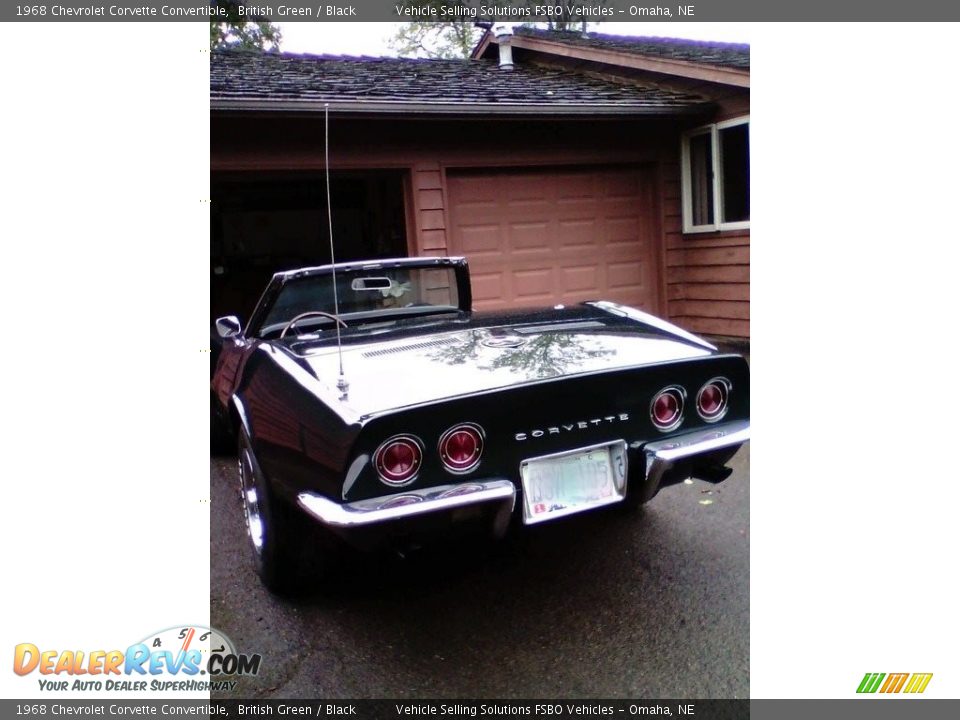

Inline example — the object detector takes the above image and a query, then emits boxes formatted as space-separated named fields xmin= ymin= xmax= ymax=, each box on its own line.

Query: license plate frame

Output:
xmin=520 ymin=440 xmax=628 ymax=525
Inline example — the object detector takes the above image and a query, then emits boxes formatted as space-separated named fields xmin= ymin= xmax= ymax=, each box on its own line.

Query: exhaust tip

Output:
xmin=690 ymin=464 xmax=734 ymax=485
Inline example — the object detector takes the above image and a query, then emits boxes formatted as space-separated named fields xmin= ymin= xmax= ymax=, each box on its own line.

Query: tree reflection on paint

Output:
xmin=428 ymin=330 xmax=616 ymax=380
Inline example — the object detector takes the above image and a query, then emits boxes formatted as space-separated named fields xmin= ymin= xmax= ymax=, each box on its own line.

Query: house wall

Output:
xmin=211 ymin=113 xmax=748 ymax=338
xmin=666 ymin=90 xmax=749 ymax=339
xmin=500 ymin=49 xmax=751 ymax=337
xmin=663 ymin=164 xmax=750 ymax=338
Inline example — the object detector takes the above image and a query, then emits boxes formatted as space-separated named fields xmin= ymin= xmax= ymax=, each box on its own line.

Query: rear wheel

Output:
xmin=237 ymin=430 xmax=342 ymax=595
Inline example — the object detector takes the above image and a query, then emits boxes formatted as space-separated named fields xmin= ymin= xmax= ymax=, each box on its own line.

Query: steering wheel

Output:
xmin=280 ymin=311 xmax=348 ymax=339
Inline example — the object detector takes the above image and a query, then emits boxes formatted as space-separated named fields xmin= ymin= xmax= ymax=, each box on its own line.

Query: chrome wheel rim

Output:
xmin=238 ymin=446 xmax=264 ymax=556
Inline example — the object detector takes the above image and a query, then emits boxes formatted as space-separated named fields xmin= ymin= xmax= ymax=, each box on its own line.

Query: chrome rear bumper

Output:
xmin=298 ymin=479 xmax=516 ymax=530
xmin=644 ymin=420 xmax=750 ymax=490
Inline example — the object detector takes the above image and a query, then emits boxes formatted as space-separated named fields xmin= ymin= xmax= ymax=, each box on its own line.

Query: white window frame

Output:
xmin=681 ymin=115 xmax=750 ymax=234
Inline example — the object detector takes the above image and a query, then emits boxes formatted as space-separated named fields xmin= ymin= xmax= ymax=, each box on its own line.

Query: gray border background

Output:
xmin=5 ymin=0 xmax=960 ymax=22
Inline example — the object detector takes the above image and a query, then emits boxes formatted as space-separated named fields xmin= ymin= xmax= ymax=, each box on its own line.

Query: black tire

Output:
xmin=237 ymin=430 xmax=343 ymax=595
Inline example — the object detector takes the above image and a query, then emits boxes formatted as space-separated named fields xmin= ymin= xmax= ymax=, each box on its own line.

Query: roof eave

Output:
xmin=209 ymin=98 xmax=710 ymax=116
xmin=503 ymin=36 xmax=750 ymax=88
xmin=470 ymin=28 xmax=493 ymax=59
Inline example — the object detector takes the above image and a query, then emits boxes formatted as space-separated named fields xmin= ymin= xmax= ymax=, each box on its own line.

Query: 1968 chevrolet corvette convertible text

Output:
xmin=211 ymin=256 xmax=750 ymax=594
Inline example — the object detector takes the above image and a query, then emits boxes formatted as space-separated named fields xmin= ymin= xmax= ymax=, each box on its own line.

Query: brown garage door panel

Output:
xmin=447 ymin=167 xmax=659 ymax=313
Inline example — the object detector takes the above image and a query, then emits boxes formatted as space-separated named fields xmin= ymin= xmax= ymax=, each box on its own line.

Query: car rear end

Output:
xmin=296 ymin=353 xmax=749 ymax=548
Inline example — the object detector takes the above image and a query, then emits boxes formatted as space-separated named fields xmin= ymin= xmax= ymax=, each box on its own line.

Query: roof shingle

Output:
xmin=210 ymin=51 xmax=708 ymax=113
xmin=512 ymin=28 xmax=750 ymax=70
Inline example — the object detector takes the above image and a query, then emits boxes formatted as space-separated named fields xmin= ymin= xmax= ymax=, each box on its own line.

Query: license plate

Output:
xmin=520 ymin=440 xmax=628 ymax=525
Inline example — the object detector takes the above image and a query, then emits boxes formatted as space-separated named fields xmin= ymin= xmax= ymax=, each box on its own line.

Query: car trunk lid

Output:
xmin=297 ymin=316 xmax=712 ymax=420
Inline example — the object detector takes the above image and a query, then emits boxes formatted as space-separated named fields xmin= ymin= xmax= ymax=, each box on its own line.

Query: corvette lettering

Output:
xmin=515 ymin=413 xmax=630 ymax=441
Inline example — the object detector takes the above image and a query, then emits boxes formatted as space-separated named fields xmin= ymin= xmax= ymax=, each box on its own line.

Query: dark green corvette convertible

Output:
xmin=212 ymin=256 xmax=749 ymax=594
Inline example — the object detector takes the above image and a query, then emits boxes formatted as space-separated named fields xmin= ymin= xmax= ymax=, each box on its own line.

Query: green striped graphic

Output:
xmin=856 ymin=672 xmax=886 ymax=693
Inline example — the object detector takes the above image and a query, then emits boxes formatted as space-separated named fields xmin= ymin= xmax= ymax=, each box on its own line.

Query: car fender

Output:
xmin=230 ymin=393 xmax=252 ymax=439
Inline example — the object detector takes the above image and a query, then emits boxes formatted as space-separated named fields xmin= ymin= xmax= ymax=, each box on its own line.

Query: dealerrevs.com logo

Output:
xmin=857 ymin=672 xmax=933 ymax=694
xmin=13 ymin=625 xmax=260 ymax=693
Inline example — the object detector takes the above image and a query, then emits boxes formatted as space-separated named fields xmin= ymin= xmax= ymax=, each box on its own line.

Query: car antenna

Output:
xmin=324 ymin=103 xmax=349 ymax=400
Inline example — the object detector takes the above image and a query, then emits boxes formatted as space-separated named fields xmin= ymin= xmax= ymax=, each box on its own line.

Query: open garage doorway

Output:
xmin=211 ymin=170 xmax=409 ymax=323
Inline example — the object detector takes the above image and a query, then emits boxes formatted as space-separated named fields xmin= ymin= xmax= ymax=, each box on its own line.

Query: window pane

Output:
xmin=689 ymin=133 xmax=714 ymax=226
xmin=720 ymin=123 xmax=749 ymax=223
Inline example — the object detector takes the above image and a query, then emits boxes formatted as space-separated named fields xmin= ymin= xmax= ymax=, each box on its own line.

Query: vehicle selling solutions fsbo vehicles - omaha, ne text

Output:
xmin=211 ymin=256 xmax=750 ymax=593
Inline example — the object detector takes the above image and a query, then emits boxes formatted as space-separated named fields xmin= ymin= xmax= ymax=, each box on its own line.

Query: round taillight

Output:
xmin=438 ymin=423 xmax=484 ymax=474
xmin=650 ymin=387 xmax=684 ymax=431
xmin=373 ymin=435 xmax=423 ymax=486
xmin=697 ymin=378 xmax=730 ymax=421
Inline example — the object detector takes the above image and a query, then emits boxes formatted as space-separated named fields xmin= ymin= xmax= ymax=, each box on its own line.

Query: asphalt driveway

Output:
xmin=210 ymin=447 xmax=748 ymax=699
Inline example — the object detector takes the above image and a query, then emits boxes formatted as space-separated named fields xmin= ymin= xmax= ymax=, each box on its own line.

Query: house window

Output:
xmin=681 ymin=117 xmax=750 ymax=233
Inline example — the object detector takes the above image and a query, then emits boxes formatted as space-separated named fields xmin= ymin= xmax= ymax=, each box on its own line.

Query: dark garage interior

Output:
xmin=211 ymin=170 xmax=409 ymax=323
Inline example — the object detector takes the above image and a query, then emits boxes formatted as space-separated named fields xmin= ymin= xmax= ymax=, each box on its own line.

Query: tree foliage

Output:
xmin=388 ymin=19 xmax=482 ymax=59
xmin=547 ymin=20 xmax=588 ymax=31
xmin=210 ymin=1 xmax=282 ymax=51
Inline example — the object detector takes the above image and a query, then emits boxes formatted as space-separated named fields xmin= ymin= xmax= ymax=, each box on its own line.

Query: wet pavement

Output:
xmin=210 ymin=447 xmax=749 ymax=699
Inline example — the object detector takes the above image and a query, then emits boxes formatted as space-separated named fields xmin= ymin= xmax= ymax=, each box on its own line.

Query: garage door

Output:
xmin=447 ymin=166 xmax=660 ymax=313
